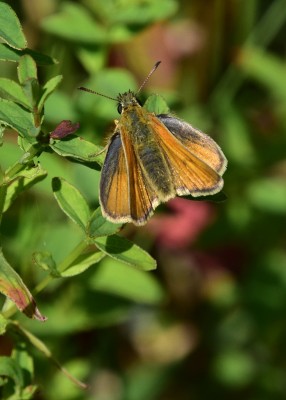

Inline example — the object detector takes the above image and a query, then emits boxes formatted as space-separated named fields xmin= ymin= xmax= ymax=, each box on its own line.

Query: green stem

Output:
xmin=0 ymin=184 xmax=7 ymax=228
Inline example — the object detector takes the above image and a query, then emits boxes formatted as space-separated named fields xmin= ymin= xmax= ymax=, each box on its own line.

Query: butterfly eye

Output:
xmin=117 ymin=103 xmax=123 ymax=114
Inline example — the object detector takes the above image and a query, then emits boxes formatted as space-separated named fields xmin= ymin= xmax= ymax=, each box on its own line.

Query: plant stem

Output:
xmin=0 ymin=184 xmax=7 ymax=229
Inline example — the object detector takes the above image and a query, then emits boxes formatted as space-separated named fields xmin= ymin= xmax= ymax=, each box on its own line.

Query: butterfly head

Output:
xmin=117 ymin=90 xmax=141 ymax=114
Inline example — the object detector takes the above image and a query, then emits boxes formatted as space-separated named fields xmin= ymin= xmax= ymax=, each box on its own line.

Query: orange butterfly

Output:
xmin=79 ymin=62 xmax=227 ymax=225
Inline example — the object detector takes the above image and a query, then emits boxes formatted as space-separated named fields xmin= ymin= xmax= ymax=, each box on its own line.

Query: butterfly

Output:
xmin=79 ymin=62 xmax=227 ymax=226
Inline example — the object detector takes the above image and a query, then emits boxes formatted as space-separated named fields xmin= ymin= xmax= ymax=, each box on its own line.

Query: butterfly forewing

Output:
xmin=157 ymin=115 xmax=227 ymax=175
xmin=99 ymin=133 xmax=130 ymax=221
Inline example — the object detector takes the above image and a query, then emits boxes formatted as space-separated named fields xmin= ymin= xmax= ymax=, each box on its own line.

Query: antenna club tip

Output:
xmin=155 ymin=61 xmax=161 ymax=68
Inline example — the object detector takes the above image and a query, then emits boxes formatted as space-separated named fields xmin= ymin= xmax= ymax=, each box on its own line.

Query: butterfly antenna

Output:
xmin=136 ymin=61 xmax=161 ymax=95
xmin=78 ymin=86 xmax=117 ymax=102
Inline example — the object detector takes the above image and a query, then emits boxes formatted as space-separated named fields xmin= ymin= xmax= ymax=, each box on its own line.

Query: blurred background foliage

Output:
xmin=1 ymin=0 xmax=286 ymax=399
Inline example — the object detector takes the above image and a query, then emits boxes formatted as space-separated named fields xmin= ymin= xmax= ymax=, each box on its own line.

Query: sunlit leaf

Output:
xmin=0 ymin=2 xmax=27 ymax=49
xmin=0 ymin=44 xmax=57 ymax=65
xmin=38 ymin=75 xmax=63 ymax=112
xmin=94 ymin=235 xmax=157 ymax=271
xmin=52 ymin=177 xmax=90 ymax=230
xmin=50 ymin=135 xmax=104 ymax=167
xmin=0 ymin=78 xmax=30 ymax=109
xmin=4 ymin=164 xmax=48 ymax=212
xmin=61 ymin=251 xmax=105 ymax=277
xmin=108 ymin=0 xmax=178 ymax=25
xmin=41 ymin=3 xmax=106 ymax=43
xmin=17 ymin=54 xmax=38 ymax=84
xmin=0 ymin=99 xmax=38 ymax=140
xmin=247 ymin=177 xmax=286 ymax=213
xmin=144 ymin=94 xmax=170 ymax=114
xmin=238 ymin=47 xmax=286 ymax=102
xmin=0 ymin=356 xmax=24 ymax=388
xmin=87 ymin=207 xmax=122 ymax=237
xmin=212 ymin=350 xmax=255 ymax=387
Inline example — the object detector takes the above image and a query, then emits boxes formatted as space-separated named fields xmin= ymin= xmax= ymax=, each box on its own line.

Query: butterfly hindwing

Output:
xmin=157 ymin=114 xmax=227 ymax=175
xmin=149 ymin=114 xmax=224 ymax=197
xmin=99 ymin=133 xmax=130 ymax=222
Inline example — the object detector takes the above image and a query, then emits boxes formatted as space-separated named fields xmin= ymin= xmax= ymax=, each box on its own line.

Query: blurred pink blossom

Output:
xmin=146 ymin=198 xmax=215 ymax=249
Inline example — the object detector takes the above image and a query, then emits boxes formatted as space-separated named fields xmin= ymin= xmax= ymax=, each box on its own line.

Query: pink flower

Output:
xmin=146 ymin=198 xmax=215 ymax=249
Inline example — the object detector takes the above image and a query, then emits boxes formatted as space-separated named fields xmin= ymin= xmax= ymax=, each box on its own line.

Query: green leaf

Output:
xmin=238 ymin=47 xmax=286 ymax=102
xmin=61 ymin=251 xmax=105 ymax=277
xmin=87 ymin=207 xmax=122 ymax=237
xmin=0 ymin=44 xmax=57 ymax=65
xmin=0 ymin=356 xmax=24 ymax=388
xmin=12 ymin=343 xmax=34 ymax=383
xmin=17 ymin=55 xmax=40 ymax=109
xmin=76 ymin=46 xmax=107 ymax=74
xmin=0 ymin=2 xmax=27 ymax=50
xmin=41 ymin=3 xmax=106 ymax=43
xmin=109 ymin=0 xmax=178 ymax=25
xmin=94 ymin=235 xmax=157 ymax=271
xmin=38 ymin=75 xmax=63 ymax=112
xmin=17 ymin=55 xmax=38 ymax=84
xmin=4 ymin=164 xmax=48 ymax=212
xmin=219 ymin=104 xmax=257 ymax=166
xmin=247 ymin=178 xmax=286 ymax=213
xmin=0 ymin=99 xmax=38 ymax=140
xmin=0 ymin=78 xmax=30 ymax=109
xmin=213 ymin=350 xmax=255 ymax=387
xmin=125 ymin=365 xmax=170 ymax=400
xmin=50 ymin=135 xmax=104 ymax=167
xmin=0 ymin=249 xmax=46 ymax=321
xmin=17 ymin=136 xmax=36 ymax=152
xmin=107 ymin=24 xmax=135 ymax=43
xmin=52 ymin=177 xmax=90 ymax=230
xmin=144 ymin=94 xmax=170 ymax=114
xmin=90 ymin=258 xmax=165 ymax=304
